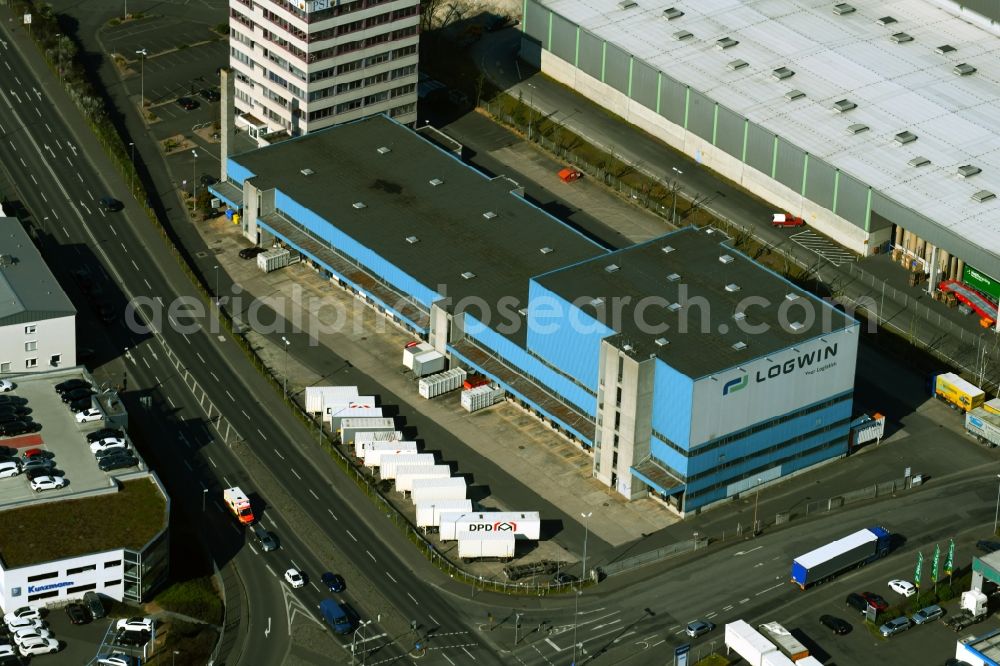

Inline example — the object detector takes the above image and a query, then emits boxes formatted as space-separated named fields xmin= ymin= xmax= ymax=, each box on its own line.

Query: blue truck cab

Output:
xmin=320 ymin=599 xmax=353 ymax=635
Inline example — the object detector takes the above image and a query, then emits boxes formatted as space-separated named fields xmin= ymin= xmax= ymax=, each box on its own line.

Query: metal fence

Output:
xmin=803 ymin=477 xmax=910 ymax=517
xmin=597 ymin=538 xmax=707 ymax=577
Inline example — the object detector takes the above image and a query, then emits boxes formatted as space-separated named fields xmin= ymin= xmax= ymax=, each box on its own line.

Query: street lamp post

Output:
xmin=129 ymin=141 xmax=135 ymax=195
xmin=752 ymin=477 xmax=763 ymax=536
xmin=993 ymin=474 xmax=1000 ymax=536
xmin=214 ymin=265 xmax=219 ymax=304
xmin=135 ymin=48 xmax=147 ymax=110
xmin=514 ymin=612 xmax=522 ymax=646
xmin=670 ymin=167 xmax=683 ymax=224
xmin=572 ymin=511 xmax=593 ymax=665
xmin=281 ymin=336 xmax=290 ymax=397
xmin=351 ymin=620 xmax=372 ymax=666
xmin=192 ymin=150 xmax=198 ymax=202
xmin=202 ymin=488 xmax=207 ymax=512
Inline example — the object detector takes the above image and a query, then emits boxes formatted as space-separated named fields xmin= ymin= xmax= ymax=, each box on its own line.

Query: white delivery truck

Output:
xmin=439 ymin=511 xmax=541 ymax=541
xmin=395 ymin=465 xmax=451 ymax=492
xmin=415 ymin=499 xmax=473 ymax=528
xmin=339 ymin=417 xmax=396 ymax=445
xmin=457 ymin=531 xmax=516 ymax=561
xmin=379 ymin=453 xmax=435 ymax=480
xmin=362 ymin=442 xmax=419 ymax=468
xmin=410 ymin=477 xmax=467 ymax=504
xmin=353 ymin=430 xmax=405 ymax=458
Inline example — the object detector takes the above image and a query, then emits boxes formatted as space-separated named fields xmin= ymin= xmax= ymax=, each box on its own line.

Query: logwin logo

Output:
xmin=722 ymin=375 xmax=748 ymax=396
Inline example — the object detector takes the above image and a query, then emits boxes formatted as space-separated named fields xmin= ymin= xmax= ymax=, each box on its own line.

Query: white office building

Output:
xmin=228 ymin=0 xmax=420 ymax=145
xmin=0 ymin=218 xmax=76 ymax=375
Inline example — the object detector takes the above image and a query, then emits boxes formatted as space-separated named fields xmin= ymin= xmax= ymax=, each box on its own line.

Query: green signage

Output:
xmin=964 ymin=265 xmax=1000 ymax=301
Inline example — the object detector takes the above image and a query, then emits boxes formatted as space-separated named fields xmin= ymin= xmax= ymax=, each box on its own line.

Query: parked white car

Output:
xmin=4 ymin=617 xmax=44 ymax=632
xmin=12 ymin=627 xmax=53 ymax=646
xmin=284 ymin=568 xmax=305 ymax=589
xmin=90 ymin=439 xmax=127 ymax=455
xmin=3 ymin=607 xmax=41 ymax=625
xmin=888 ymin=579 xmax=917 ymax=597
xmin=30 ymin=476 xmax=67 ymax=492
xmin=116 ymin=617 xmax=154 ymax=633
xmin=0 ymin=644 xmax=14 ymax=658
xmin=0 ymin=379 xmax=14 ymax=392
xmin=18 ymin=636 xmax=59 ymax=656
xmin=75 ymin=408 xmax=103 ymax=423
xmin=0 ymin=461 xmax=21 ymax=479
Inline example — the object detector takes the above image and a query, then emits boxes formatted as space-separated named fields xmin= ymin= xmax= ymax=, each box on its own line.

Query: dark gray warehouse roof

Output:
xmin=0 ymin=218 xmax=76 ymax=326
xmin=535 ymin=226 xmax=857 ymax=377
xmin=231 ymin=115 xmax=607 ymax=341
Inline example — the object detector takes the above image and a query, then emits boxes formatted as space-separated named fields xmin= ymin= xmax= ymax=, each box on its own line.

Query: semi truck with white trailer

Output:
xmin=966 ymin=399 xmax=1000 ymax=448
xmin=934 ymin=372 xmax=986 ymax=412
xmin=362 ymin=442 xmax=419 ymax=468
xmin=410 ymin=477 xmax=467 ymax=504
xmin=791 ymin=526 xmax=891 ymax=588
xmin=415 ymin=499 xmax=473 ymax=528
xmin=353 ymin=430 xmax=405 ymax=458
xmin=339 ymin=417 xmax=396 ymax=445
xmin=457 ymin=531 xmax=516 ymax=561
xmin=395 ymin=465 xmax=451 ymax=492
xmin=725 ymin=620 xmax=778 ymax=666
xmin=379 ymin=453 xmax=435 ymax=480
xmin=759 ymin=622 xmax=808 ymax=661
xmin=440 ymin=511 xmax=541 ymax=541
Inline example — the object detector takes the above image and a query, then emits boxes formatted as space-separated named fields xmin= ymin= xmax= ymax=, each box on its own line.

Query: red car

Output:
xmin=558 ymin=168 xmax=583 ymax=183
xmin=772 ymin=213 xmax=805 ymax=228
xmin=861 ymin=591 xmax=889 ymax=611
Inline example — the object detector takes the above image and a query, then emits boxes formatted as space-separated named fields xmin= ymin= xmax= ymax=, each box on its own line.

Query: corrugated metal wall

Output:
xmin=745 ymin=122 xmax=773 ymax=175
xmin=805 ymin=157 xmax=836 ymax=210
xmin=630 ymin=59 xmax=658 ymax=111
xmin=714 ymin=106 xmax=744 ymax=159
xmin=686 ymin=89 xmax=713 ymax=139
xmin=603 ymin=43 xmax=630 ymax=95
xmin=524 ymin=0 xmax=548 ymax=45
xmin=659 ymin=74 xmax=685 ymax=126
xmin=836 ymin=172 xmax=869 ymax=229
xmin=550 ymin=13 xmax=576 ymax=64
xmin=578 ymin=29 xmax=603 ymax=80
xmin=774 ymin=139 xmax=805 ymax=192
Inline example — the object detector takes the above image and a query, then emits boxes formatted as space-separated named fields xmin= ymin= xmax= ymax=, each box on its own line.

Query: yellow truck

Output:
xmin=935 ymin=372 xmax=985 ymax=412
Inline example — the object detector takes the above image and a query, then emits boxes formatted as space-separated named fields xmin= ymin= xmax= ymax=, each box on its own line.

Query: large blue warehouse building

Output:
xmin=212 ymin=115 xmax=859 ymax=514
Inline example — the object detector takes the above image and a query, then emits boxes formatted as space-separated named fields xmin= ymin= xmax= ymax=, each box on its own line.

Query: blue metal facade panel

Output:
xmin=463 ymin=314 xmax=597 ymax=416
xmin=228 ymin=159 xmax=256 ymax=186
xmin=526 ymin=281 xmax=613 ymax=390
xmin=274 ymin=191 xmax=440 ymax=307
xmin=650 ymin=435 xmax=690 ymax=478
xmin=652 ymin=360 xmax=693 ymax=448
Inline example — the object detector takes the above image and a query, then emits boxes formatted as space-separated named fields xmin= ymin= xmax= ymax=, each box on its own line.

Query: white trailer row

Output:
xmin=354 ymin=431 xmax=405 ymax=458
xmin=415 ymin=500 xmax=473 ymax=528
xmin=440 ymin=512 xmax=541 ymax=541
xmin=419 ymin=368 xmax=467 ymax=399
xmin=379 ymin=453 xmax=435 ymax=480
xmin=340 ymin=417 xmax=396 ymax=445
xmin=457 ymin=531 xmax=515 ymax=561
xmin=410 ymin=477 xmax=467 ymax=504
xmin=305 ymin=386 xmax=359 ymax=414
xmin=461 ymin=385 xmax=505 ymax=412
xmin=362 ymin=442 xmax=419 ymax=468
xmin=395 ymin=465 xmax=451 ymax=492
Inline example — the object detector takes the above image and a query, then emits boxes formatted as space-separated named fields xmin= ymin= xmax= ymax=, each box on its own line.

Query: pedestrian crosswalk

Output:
xmin=790 ymin=229 xmax=857 ymax=267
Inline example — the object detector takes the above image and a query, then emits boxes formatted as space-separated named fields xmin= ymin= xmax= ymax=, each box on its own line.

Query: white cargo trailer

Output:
xmin=320 ymin=397 xmax=377 ymax=421
xmin=328 ymin=407 xmax=383 ymax=430
xmin=353 ymin=431 xmax=405 ymax=458
xmin=412 ymin=350 xmax=446 ymax=377
xmin=725 ymin=620 xmax=778 ymax=666
xmin=419 ymin=368 xmax=468 ymax=399
xmin=415 ymin=500 xmax=473 ymax=528
xmin=439 ymin=511 xmax=541 ymax=541
xmin=305 ymin=386 xmax=359 ymax=414
xmin=457 ymin=531 xmax=515 ymax=561
xmin=258 ymin=247 xmax=291 ymax=273
xmin=395 ymin=465 xmax=451 ymax=492
xmin=339 ymin=417 xmax=396 ymax=445
xmin=362 ymin=442 xmax=419 ymax=468
xmin=380 ymin=453 xmax=435 ymax=480
xmin=795 ymin=658 xmax=823 ymax=666
xmin=761 ymin=652 xmax=795 ymax=666
xmin=403 ymin=342 xmax=433 ymax=369
xmin=410 ymin=477 xmax=467 ymax=504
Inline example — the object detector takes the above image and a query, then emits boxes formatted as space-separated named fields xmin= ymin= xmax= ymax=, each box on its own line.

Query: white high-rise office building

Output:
xmin=228 ymin=0 xmax=419 ymax=144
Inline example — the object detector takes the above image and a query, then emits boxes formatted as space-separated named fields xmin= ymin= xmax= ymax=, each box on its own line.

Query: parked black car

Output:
xmin=83 ymin=591 xmax=106 ymax=619
xmin=175 ymin=97 xmax=199 ymax=111
xmin=976 ymin=540 xmax=1000 ymax=554
xmin=98 ymin=197 xmax=124 ymax=213
xmin=65 ymin=602 xmax=91 ymax=625
xmin=0 ymin=395 xmax=25 ymax=405
xmin=62 ymin=388 xmax=95 ymax=403
xmin=0 ymin=413 xmax=26 ymax=424
xmin=0 ymin=405 xmax=31 ymax=417
xmin=114 ymin=629 xmax=150 ymax=647
xmin=69 ymin=398 xmax=95 ymax=413
xmin=98 ymin=454 xmax=139 ymax=472
xmin=55 ymin=378 xmax=90 ymax=394
xmin=198 ymin=88 xmax=220 ymax=103
xmin=845 ymin=592 xmax=868 ymax=613
xmin=0 ymin=421 xmax=40 ymax=436
xmin=820 ymin=614 xmax=851 ymax=635
xmin=87 ymin=428 xmax=125 ymax=443
xmin=239 ymin=246 xmax=265 ymax=260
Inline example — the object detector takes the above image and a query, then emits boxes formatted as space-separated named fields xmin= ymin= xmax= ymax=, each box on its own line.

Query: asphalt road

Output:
xmin=0 ymin=18 xmax=500 ymax=666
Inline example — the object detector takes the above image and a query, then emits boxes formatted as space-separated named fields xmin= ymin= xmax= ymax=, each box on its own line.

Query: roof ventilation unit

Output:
xmin=908 ymin=156 xmax=930 ymax=167
xmin=605 ymin=263 xmax=621 ymax=273
xmin=405 ymin=235 xmax=420 ymax=244
xmin=377 ymin=146 xmax=391 ymax=155
xmin=589 ymin=297 xmax=604 ymax=307
xmin=972 ymin=190 xmax=996 ymax=203
xmin=352 ymin=201 xmax=367 ymax=209
xmin=732 ymin=341 xmax=747 ymax=351
xmin=662 ymin=7 xmax=683 ymax=19
xmin=789 ymin=321 xmax=805 ymax=332
xmin=876 ymin=16 xmax=897 ymax=25
xmin=847 ymin=123 xmax=869 ymax=135
xmin=894 ymin=131 xmax=917 ymax=145
xmin=957 ymin=165 xmax=981 ymax=178
xmin=461 ymin=271 xmax=476 ymax=280
xmin=785 ymin=89 xmax=806 ymax=101
xmin=482 ymin=211 xmax=497 ymax=219
xmin=728 ymin=60 xmax=749 ymax=71
xmin=429 ymin=178 xmax=443 ymax=186
xmin=673 ymin=30 xmax=693 ymax=41
xmin=833 ymin=3 xmax=855 ymax=15
xmin=733 ymin=311 xmax=746 ymax=321
xmin=716 ymin=37 xmax=739 ymax=49
xmin=719 ymin=254 xmax=734 ymax=264
xmin=890 ymin=32 xmax=913 ymax=44
xmin=622 ymin=344 xmax=634 ymax=352
xmin=661 ymin=245 xmax=675 ymax=254
xmin=936 ymin=44 xmax=956 ymax=54
xmin=772 ymin=67 xmax=795 ymax=80
xmin=833 ymin=99 xmax=857 ymax=113
xmin=300 ymin=168 xmax=314 ymax=176
xmin=667 ymin=273 xmax=681 ymax=282
xmin=725 ymin=283 xmax=741 ymax=292
xmin=667 ymin=302 xmax=682 ymax=312
xmin=539 ymin=246 xmax=553 ymax=254
xmin=654 ymin=337 xmax=669 ymax=347
xmin=785 ymin=293 xmax=799 ymax=302
xmin=618 ymin=0 xmax=637 ymax=8
xmin=953 ymin=63 xmax=976 ymax=76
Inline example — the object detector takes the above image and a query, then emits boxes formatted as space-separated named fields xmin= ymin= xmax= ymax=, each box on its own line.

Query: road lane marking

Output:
xmin=183 ymin=460 xmax=192 ymax=470
xmin=142 ymin=357 xmax=150 ymax=369
xmin=273 ymin=448 xmax=285 ymax=460
xmin=241 ymin=410 xmax=250 ymax=419
xmin=310 ymin=582 xmax=320 ymax=592
xmin=167 ymin=396 xmax=176 ymax=408
xmin=210 ymin=371 xmax=219 ymax=381
xmin=461 ymin=647 xmax=475 ymax=660
xmin=290 ymin=468 xmax=301 ymax=480
xmin=346 ymin=530 xmax=357 ymax=542
xmin=386 ymin=571 xmax=397 ymax=583
xmin=429 ymin=614 xmax=438 ymax=625
xmin=407 ymin=592 xmax=419 ymax=605
xmin=223 ymin=477 xmax=232 ymax=486
xmin=29 ymin=173 xmax=37 ymax=184
xmin=265 ymin=564 xmax=277 ymax=577
xmin=309 ymin=489 xmax=319 ymax=500
xmin=257 ymin=428 xmax=267 ymax=440
xmin=131 ymin=259 xmax=139 ymax=271
xmin=442 ymin=654 xmax=455 ymax=665
xmin=248 ymin=543 xmax=258 ymax=555
xmin=722 ymin=605 xmax=733 ymax=611
xmin=755 ymin=583 xmax=784 ymax=596
xmin=366 ymin=551 xmax=376 ymax=562
xmin=327 ymin=509 xmax=338 ymax=521
xmin=739 ymin=598 xmax=750 ymax=604
xmin=735 ymin=546 xmax=762 ymax=557
xmin=208 ymin=456 xmax=218 ymax=468
xmin=143 ymin=277 xmax=150 ymax=288
xmin=120 ymin=242 xmax=127 ymax=252
xmin=705 ymin=612 xmax=717 ymax=619
xmin=225 ymin=390 xmax=235 ymax=401
xmin=196 ymin=352 xmax=205 ymax=363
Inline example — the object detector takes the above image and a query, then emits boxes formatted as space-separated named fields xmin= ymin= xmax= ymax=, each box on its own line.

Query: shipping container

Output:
xmin=380 ymin=453 xmax=435 ymax=479
xmin=761 ymin=652 xmax=796 ymax=666
xmin=966 ymin=398 xmax=1000 ymax=447
xmin=418 ymin=368 xmax=468 ymax=399
xmin=725 ymin=621 xmax=778 ymax=666
xmin=394 ymin=465 xmax=451 ymax=492
xmin=759 ymin=623 xmax=808 ymax=661
xmin=934 ymin=372 xmax=986 ymax=412
xmin=305 ymin=386 xmax=359 ymax=414
xmin=410 ymin=477 xmax=467 ymax=504
xmin=362 ymin=442 xmax=419 ymax=468
xmin=412 ymin=350 xmax=447 ymax=377
xmin=339 ymin=417 xmax=396 ymax=445
xmin=415 ymin=499 xmax=473 ymax=528
xmin=457 ymin=531 xmax=516 ymax=561
xmin=461 ymin=385 xmax=506 ymax=412
xmin=439 ymin=511 xmax=541 ymax=541
xmin=795 ymin=658 xmax=823 ymax=666
xmin=328 ymin=407 xmax=383 ymax=430
xmin=353 ymin=431 xmax=405 ymax=458
xmin=257 ymin=247 xmax=291 ymax=273
xmin=791 ymin=526 xmax=891 ymax=588
xmin=403 ymin=342 xmax=433 ymax=369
